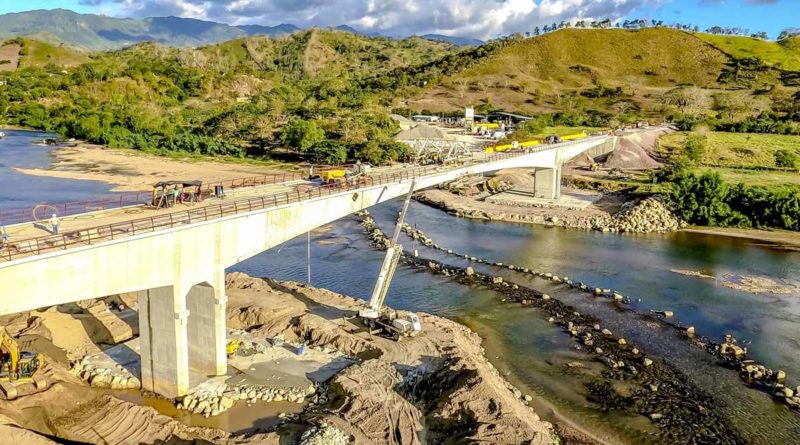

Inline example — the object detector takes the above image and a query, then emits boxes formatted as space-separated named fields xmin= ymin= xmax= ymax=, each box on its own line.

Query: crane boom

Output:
xmin=360 ymin=180 xmax=416 ymax=319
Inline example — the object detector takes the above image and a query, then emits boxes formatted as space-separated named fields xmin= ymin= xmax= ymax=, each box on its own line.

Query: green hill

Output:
xmin=195 ymin=30 xmax=454 ymax=79
xmin=408 ymin=28 xmax=792 ymax=115
xmin=0 ymin=38 xmax=90 ymax=71
xmin=696 ymin=33 xmax=800 ymax=72
xmin=1 ymin=27 xmax=797 ymax=164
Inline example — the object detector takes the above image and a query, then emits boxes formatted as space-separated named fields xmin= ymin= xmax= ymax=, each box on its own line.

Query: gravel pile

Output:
xmin=539 ymin=197 xmax=683 ymax=233
xmin=300 ymin=424 xmax=349 ymax=445
xmin=606 ymin=196 xmax=682 ymax=233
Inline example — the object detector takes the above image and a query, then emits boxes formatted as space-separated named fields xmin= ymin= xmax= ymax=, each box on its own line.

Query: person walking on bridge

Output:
xmin=0 ymin=225 xmax=8 ymax=251
xmin=49 ymin=214 xmax=60 ymax=235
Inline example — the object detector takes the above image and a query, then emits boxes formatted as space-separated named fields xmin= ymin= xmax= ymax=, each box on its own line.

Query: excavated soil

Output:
xmin=0 ymin=273 xmax=556 ymax=445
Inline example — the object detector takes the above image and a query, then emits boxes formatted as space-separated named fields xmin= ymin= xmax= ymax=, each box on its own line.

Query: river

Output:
xmin=4 ymin=130 xmax=800 ymax=443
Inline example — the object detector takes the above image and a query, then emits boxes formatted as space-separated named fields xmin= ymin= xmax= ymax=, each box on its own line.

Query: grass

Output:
xmin=659 ymin=131 xmax=800 ymax=169
xmin=696 ymin=34 xmax=800 ymax=71
xmin=152 ymin=150 xmax=299 ymax=170
xmin=19 ymin=39 xmax=90 ymax=68
xmin=693 ymin=167 xmax=800 ymax=190
xmin=415 ymin=27 xmax=735 ymax=113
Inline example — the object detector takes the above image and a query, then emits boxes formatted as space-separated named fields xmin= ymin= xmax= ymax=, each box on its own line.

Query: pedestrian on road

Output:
xmin=49 ymin=214 xmax=60 ymax=235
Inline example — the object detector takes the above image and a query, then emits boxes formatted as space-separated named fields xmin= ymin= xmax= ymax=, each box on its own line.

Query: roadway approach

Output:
xmin=0 ymin=135 xmax=613 ymax=398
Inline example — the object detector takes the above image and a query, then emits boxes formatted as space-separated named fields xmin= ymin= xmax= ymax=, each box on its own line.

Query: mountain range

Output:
xmin=0 ymin=9 xmax=483 ymax=51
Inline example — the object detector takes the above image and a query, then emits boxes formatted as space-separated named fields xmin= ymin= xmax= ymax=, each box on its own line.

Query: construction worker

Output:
xmin=172 ymin=185 xmax=180 ymax=206
xmin=0 ymin=225 xmax=8 ymax=250
xmin=49 ymin=214 xmax=60 ymax=235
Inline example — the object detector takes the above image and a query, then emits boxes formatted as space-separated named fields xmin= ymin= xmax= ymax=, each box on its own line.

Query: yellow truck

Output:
xmin=314 ymin=169 xmax=346 ymax=184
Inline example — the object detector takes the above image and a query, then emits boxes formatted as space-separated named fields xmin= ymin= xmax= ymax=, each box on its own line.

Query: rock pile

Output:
xmin=605 ymin=196 xmax=682 ymax=233
xmin=549 ymin=196 xmax=683 ymax=233
xmin=417 ymin=191 xmax=684 ymax=234
xmin=70 ymin=362 xmax=141 ymax=390
xmin=714 ymin=334 xmax=800 ymax=409
xmin=299 ymin=424 xmax=350 ymax=445
xmin=177 ymin=383 xmax=319 ymax=418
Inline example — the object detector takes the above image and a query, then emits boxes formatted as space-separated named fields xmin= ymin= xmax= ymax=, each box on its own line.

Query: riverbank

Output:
xmin=416 ymin=187 xmax=800 ymax=250
xmin=12 ymin=140 xmax=293 ymax=192
xmin=0 ymin=273 xmax=558 ymax=445
xmin=358 ymin=212 xmax=751 ymax=444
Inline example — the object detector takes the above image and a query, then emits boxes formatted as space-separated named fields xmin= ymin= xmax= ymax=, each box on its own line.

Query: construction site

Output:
xmin=0 ymin=110 xmax=701 ymax=445
xmin=0 ymin=114 xmax=610 ymax=445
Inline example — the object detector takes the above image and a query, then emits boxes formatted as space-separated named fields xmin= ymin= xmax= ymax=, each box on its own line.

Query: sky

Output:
xmin=0 ymin=0 xmax=796 ymax=40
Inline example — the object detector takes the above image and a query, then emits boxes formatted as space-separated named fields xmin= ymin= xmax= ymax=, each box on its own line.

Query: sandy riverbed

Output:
xmin=14 ymin=142 xmax=293 ymax=192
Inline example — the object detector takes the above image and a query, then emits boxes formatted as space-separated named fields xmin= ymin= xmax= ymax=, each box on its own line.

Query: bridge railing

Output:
xmin=0 ymin=138 xmax=606 ymax=262
xmin=0 ymin=172 xmax=306 ymax=227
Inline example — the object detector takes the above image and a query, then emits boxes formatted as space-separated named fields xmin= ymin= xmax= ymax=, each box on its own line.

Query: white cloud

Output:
xmin=97 ymin=0 xmax=667 ymax=39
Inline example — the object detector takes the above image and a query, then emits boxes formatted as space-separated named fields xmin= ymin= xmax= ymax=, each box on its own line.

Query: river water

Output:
xmin=4 ymin=130 xmax=800 ymax=443
xmin=0 ymin=130 xmax=115 ymax=209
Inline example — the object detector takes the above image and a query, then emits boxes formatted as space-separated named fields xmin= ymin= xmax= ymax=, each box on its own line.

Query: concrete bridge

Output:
xmin=0 ymin=136 xmax=611 ymax=397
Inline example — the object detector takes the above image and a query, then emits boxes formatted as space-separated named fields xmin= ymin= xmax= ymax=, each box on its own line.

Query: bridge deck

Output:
xmin=0 ymin=137 xmax=609 ymax=263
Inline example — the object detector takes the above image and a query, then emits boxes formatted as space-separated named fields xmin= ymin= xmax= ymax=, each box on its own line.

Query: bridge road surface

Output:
xmin=2 ymin=180 xmax=308 ymax=242
xmin=0 ymin=150 xmax=506 ymax=258
xmin=0 ymin=138 xmax=610 ymax=264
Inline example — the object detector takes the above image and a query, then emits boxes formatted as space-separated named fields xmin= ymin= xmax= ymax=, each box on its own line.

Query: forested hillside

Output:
xmin=1 ymin=27 xmax=798 ymax=165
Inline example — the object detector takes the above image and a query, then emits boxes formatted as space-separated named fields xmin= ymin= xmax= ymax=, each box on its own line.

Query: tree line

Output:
xmin=655 ymin=166 xmax=800 ymax=231
xmin=508 ymin=19 xmax=779 ymax=40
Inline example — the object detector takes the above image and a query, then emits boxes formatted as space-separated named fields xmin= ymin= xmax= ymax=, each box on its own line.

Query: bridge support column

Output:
xmin=138 ymin=285 xmax=190 ymax=398
xmin=186 ymin=274 xmax=227 ymax=377
xmin=138 ymin=277 xmax=228 ymax=398
xmin=533 ymin=166 xmax=561 ymax=200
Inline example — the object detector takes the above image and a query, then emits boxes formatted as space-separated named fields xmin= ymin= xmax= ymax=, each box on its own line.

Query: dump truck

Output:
xmin=311 ymin=169 xmax=347 ymax=185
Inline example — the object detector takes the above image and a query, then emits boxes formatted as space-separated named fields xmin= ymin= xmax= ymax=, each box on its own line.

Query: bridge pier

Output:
xmin=138 ymin=275 xmax=227 ymax=398
xmin=533 ymin=166 xmax=561 ymax=200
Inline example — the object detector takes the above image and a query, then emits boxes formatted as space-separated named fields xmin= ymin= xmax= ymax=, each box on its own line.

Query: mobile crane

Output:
xmin=358 ymin=180 xmax=422 ymax=340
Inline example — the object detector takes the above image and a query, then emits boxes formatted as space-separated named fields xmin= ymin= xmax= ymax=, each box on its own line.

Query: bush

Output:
xmin=775 ymin=149 xmax=799 ymax=170
xmin=684 ymin=133 xmax=707 ymax=164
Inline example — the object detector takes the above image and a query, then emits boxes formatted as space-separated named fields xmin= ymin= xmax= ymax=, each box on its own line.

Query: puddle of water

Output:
xmin=113 ymin=390 xmax=304 ymax=434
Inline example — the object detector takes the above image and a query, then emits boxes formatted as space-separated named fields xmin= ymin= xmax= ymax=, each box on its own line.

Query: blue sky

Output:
xmin=0 ymin=0 xmax=795 ymax=40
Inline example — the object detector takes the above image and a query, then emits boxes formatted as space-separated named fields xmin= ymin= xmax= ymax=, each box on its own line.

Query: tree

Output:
xmin=662 ymin=87 xmax=707 ymax=115
xmin=279 ymin=119 xmax=325 ymax=152
xmin=683 ymin=133 xmax=707 ymax=164
xmin=308 ymin=140 xmax=347 ymax=164
xmin=713 ymin=92 xmax=750 ymax=121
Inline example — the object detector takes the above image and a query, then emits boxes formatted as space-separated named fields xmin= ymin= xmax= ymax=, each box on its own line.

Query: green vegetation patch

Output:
xmin=660 ymin=131 xmax=800 ymax=169
xmin=696 ymin=34 xmax=800 ymax=72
